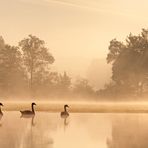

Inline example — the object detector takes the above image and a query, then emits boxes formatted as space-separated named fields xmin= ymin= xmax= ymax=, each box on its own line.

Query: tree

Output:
xmin=73 ymin=78 xmax=94 ymax=97
xmin=0 ymin=37 xmax=25 ymax=96
xmin=46 ymin=71 xmax=71 ymax=97
xmin=59 ymin=72 xmax=71 ymax=90
xmin=19 ymin=35 xmax=55 ymax=95
xmin=107 ymin=29 xmax=148 ymax=96
xmin=0 ymin=36 xmax=5 ymax=49
xmin=30 ymin=71 xmax=71 ymax=97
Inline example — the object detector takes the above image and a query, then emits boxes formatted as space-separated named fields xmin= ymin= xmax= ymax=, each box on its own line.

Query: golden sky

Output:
xmin=0 ymin=0 xmax=148 ymax=87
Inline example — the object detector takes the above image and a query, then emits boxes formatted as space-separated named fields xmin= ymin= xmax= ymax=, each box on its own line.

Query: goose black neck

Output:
xmin=64 ymin=106 xmax=67 ymax=112
xmin=32 ymin=104 xmax=35 ymax=113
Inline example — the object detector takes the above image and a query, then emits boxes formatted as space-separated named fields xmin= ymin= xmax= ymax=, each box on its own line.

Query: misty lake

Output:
xmin=0 ymin=111 xmax=148 ymax=148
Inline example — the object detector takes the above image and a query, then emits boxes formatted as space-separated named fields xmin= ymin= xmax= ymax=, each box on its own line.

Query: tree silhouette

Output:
xmin=73 ymin=78 xmax=94 ymax=97
xmin=107 ymin=29 xmax=148 ymax=96
xmin=19 ymin=35 xmax=54 ymax=96
xmin=59 ymin=72 xmax=71 ymax=90
xmin=0 ymin=38 xmax=25 ymax=96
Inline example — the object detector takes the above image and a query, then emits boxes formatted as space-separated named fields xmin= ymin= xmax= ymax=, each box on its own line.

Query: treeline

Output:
xmin=98 ymin=28 xmax=148 ymax=100
xmin=0 ymin=35 xmax=96 ymax=99
xmin=2 ymin=29 xmax=147 ymax=101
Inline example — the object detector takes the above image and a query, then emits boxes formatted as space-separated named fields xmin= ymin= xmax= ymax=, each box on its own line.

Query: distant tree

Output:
xmin=59 ymin=72 xmax=71 ymax=90
xmin=32 ymin=71 xmax=71 ymax=97
xmin=33 ymin=67 xmax=49 ymax=88
xmin=107 ymin=29 xmax=148 ymax=96
xmin=46 ymin=71 xmax=71 ymax=97
xmin=73 ymin=78 xmax=94 ymax=97
xmin=19 ymin=35 xmax=55 ymax=95
xmin=97 ymin=81 xmax=134 ymax=99
xmin=47 ymin=72 xmax=60 ymax=87
xmin=0 ymin=36 xmax=5 ymax=49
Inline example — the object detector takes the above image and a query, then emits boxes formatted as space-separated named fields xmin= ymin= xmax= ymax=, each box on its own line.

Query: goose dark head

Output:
xmin=32 ymin=102 xmax=36 ymax=106
xmin=64 ymin=104 xmax=69 ymax=108
xmin=0 ymin=103 xmax=3 ymax=106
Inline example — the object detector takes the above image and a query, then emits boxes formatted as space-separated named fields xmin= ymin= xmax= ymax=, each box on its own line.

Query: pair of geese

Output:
xmin=0 ymin=103 xmax=69 ymax=118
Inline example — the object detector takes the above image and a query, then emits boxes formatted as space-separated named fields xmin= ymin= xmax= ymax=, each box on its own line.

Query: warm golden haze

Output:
xmin=1 ymin=0 xmax=148 ymax=90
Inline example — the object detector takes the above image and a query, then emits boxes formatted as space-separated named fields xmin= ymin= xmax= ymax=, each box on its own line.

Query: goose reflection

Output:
xmin=31 ymin=116 xmax=36 ymax=126
xmin=62 ymin=116 xmax=69 ymax=132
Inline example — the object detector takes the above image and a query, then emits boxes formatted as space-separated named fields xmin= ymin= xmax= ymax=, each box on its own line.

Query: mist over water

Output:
xmin=2 ymin=101 xmax=148 ymax=113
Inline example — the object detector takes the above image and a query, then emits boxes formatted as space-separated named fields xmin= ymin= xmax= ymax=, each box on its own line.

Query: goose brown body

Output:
xmin=61 ymin=104 xmax=69 ymax=118
xmin=0 ymin=103 xmax=3 ymax=116
xmin=20 ymin=102 xmax=36 ymax=116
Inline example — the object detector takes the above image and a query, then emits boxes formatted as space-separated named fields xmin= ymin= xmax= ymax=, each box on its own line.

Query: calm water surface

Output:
xmin=0 ymin=112 xmax=148 ymax=148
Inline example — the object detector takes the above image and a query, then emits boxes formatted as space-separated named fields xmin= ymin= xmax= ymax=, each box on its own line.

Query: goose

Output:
xmin=0 ymin=103 xmax=3 ymax=116
xmin=61 ymin=104 xmax=69 ymax=118
xmin=20 ymin=102 xmax=36 ymax=116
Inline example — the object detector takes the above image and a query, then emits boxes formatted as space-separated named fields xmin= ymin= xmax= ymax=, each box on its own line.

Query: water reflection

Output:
xmin=20 ymin=115 xmax=36 ymax=126
xmin=62 ymin=117 xmax=69 ymax=132
xmin=107 ymin=114 xmax=148 ymax=148
xmin=0 ymin=112 xmax=147 ymax=148
xmin=20 ymin=113 xmax=54 ymax=148
xmin=0 ymin=112 xmax=55 ymax=148
xmin=0 ymin=114 xmax=3 ymax=126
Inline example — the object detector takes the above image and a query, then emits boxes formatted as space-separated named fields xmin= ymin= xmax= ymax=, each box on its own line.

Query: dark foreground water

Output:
xmin=0 ymin=112 xmax=148 ymax=148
